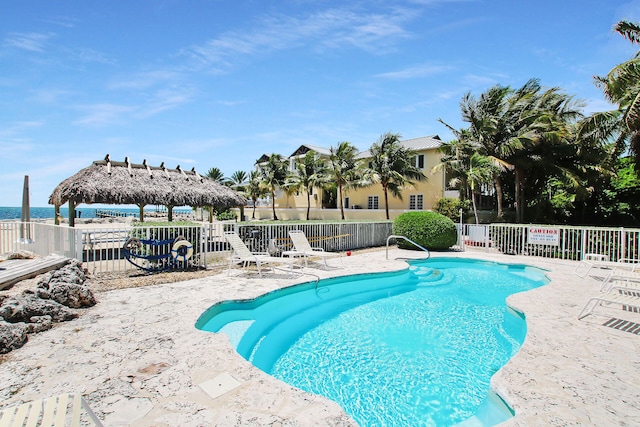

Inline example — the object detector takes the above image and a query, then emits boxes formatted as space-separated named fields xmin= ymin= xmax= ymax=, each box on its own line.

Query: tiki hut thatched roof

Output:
xmin=48 ymin=154 xmax=247 ymax=208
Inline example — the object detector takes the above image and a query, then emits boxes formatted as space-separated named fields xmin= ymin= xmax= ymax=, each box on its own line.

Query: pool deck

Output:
xmin=1 ymin=249 xmax=639 ymax=426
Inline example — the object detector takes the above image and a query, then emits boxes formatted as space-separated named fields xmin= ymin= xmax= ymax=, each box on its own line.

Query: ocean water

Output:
xmin=0 ymin=206 xmax=192 ymax=220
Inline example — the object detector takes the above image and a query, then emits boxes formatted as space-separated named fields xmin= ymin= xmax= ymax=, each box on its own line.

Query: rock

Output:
xmin=26 ymin=315 xmax=53 ymax=333
xmin=0 ymin=292 xmax=78 ymax=323
xmin=0 ymin=319 xmax=28 ymax=354
xmin=47 ymin=282 xmax=96 ymax=308
xmin=37 ymin=260 xmax=96 ymax=308
xmin=6 ymin=250 xmax=36 ymax=260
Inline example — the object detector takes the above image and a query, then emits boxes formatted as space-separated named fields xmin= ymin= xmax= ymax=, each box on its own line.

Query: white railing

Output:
xmin=0 ymin=222 xmax=81 ymax=258
xmin=460 ymin=223 xmax=640 ymax=262
xmin=1 ymin=221 xmax=393 ymax=275
xmin=4 ymin=221 xmax=639 ymax=275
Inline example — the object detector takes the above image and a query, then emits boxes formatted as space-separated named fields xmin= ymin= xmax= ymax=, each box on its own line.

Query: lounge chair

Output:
xmin=574 ymin=254 xmax=639 ymax=278
xmin=0 ymin=393 xmax=104 ymax=427
xmin=578 ymin=290 xmax=640 ymax=320
xmin=287 ymin=230 xmax=343 ymax=268
xmin=224 ymin=231 xmax=291 ymax=276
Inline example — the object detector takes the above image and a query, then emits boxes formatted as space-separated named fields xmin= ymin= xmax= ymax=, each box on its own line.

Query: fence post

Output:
xmin=74 ymin=228 xmax=83 ymax=260
xmin=621 ymin=227 xmax=626 ymax=261
xmin=580 ymin=229 xmax=587 ymax=260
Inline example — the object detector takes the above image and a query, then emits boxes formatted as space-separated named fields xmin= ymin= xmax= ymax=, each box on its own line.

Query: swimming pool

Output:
xmin=196 ymin=257 xmax=548 ymax=426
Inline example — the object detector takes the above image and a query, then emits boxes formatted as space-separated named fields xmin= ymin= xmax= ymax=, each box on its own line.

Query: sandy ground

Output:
xmin=1 ymin=248 xmax=639 ymax=426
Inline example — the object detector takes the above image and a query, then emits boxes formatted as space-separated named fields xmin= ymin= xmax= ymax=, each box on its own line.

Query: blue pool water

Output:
xmin=196 ymin=258 xmax=548 ymax=427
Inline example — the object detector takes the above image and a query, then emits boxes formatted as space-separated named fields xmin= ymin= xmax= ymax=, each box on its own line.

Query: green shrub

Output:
xmin=392 ymin=211 xmax=458 ymax=250
xmin=216 ymin=210 xmax=237 ymax=221
xmin=434 ymin=197 xmax=470 ymax=221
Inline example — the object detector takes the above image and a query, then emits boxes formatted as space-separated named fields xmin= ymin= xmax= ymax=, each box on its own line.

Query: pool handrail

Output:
xmin=386 ymin=235 xmax=431 ymax=259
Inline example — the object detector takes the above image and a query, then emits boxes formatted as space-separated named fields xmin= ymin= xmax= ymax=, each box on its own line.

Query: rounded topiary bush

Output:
xmin=392 ymin=211 xmax=458 ymax=250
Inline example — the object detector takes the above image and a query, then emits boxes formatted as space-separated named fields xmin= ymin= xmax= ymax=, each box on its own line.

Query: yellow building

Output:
xmin=256 ymin=135 xmax=450 ymax=221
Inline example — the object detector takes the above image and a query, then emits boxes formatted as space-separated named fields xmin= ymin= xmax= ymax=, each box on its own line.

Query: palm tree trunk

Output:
xmin=515 ymin=168 xmax=523 ymax=223
xmin=493 ymin=176 xmax=504 ymax=219
xmin=338 ymin=184 xmax=345 ymax=220
xmin=271 ymin=191 xmax=278 ymax=220
xmin=252 ymin=199 xmax=256 ymax=219
xmin=472 ymin=191 xmax=479 ymax=224
xmin=383 ymin=186 xmax=390 ymax=220
xmin=306 ymin=191 xmax=311 ymax=220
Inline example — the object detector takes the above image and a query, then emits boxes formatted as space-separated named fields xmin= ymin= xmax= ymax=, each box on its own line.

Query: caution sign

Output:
xmin=527 ymin=227 xmax=559 ymax=246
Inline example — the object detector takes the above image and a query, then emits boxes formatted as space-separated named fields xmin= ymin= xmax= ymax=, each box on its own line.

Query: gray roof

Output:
xmin=289 ymin=144 xmax=332 ymax=157
xmin=49 ymin=154 xmax=246 ymax=208
xmin=357 ymin=135 xmax=442 ymax=158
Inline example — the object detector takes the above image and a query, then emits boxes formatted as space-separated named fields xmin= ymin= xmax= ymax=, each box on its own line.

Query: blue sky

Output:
xmin=2 ymin=0 xmax=640 ymax=207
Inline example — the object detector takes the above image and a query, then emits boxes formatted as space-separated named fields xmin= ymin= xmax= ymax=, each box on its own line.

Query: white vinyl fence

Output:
xmin=1 ymin=221 xmax=393 ymax=275
xmin=460 ymin=223 xmax=640 ymax=262
xmin=3 ymin=221 xmax=639 ymax=275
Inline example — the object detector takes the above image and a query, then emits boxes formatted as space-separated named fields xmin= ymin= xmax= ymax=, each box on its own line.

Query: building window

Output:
xmin=409 ymin=194 xmax=423 ymax=210
xmin=344 ymin=197 xmax=350 ymax=209
xmin=367 ymin=196 xmax=379 ymax=209
xmin=415 ymin=154 xmax=425 ymax=169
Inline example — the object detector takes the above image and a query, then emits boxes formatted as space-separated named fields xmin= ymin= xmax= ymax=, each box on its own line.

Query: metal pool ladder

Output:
xmin=386 ymin=235 xmax=431 ymax=259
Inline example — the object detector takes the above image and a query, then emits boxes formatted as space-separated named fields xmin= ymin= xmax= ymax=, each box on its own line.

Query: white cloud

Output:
xmin=4 ymin=32 xmax=54 ymax=52
xmin=180 ymin=6 xmax=416 ymax=70
xmin=73 ymin=103 xmax=136 ymax=126
xmin=376 ymin=64 xmax=452 ymax=79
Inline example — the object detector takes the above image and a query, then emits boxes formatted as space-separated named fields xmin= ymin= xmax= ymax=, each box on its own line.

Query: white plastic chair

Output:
xmin=0 ymin=393 xmax=104 ymax=427
xmin=224 ymin=231 xmax=291 ymax=275
xmin=287 ymin=230 xmax=343 ymax=268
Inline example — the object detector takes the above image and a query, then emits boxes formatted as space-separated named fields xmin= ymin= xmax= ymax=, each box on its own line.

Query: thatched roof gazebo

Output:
xmin=49 ymin=155 xmax=246 ymax=226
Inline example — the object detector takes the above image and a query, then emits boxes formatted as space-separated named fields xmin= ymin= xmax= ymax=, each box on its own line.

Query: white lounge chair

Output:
xmin=574 ymin=254 xmax=639 ymax=278
xmin=287 ymin=230 xmax=343 ymax=268
xmin=224 ymin=231 xmax=291 ymax=276
xmin=0 ymin=393 xmax=104 ymax=427
xmin=578 ymin=290 xmax=640 ymax=320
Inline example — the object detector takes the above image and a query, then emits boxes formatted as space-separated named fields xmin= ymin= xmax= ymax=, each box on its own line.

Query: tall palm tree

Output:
xmin=500 ymin=84 xmax=583 ymax=222
xmin=367 ymin=132 xmax=427 ymax=219
xmin=432 ymin=132 xmax=478 ymax=203
xmin=586 ymin=20 xmax=640 ymax=170
xmin=257 ymin=154 xmax=289 ymax=220
xmin=245 ymin=170 xmax=265 ymax=219
xmin=228 ymin=170 xmax=248 ymax=190
xmin=285 ymin=151 xmax=330 ymax=220
xmin=206 ymin=167 xmax=227 ymax=184
xmin=328 ymin=141 xmax=363 ymax=220
xmin=439 ymin=84 xmax=515 ymax=219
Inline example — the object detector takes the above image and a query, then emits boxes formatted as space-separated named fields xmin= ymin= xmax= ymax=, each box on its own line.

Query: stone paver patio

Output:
xmin=1 ymin=249 xmax=639 ymax=426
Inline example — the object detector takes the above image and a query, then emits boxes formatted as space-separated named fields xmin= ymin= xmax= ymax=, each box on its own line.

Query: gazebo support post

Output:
xmin=68 ymin=200 xmax=76 ymax=227
xmin=167 ymin=205 xmax=174 ymax=222
xmin=208 ymin=206 xmax=213 ymax=223
xmin=239 ymin=205 xmax=245 ymax=222
xmin=138 ymin=203 xmax=145 ymax=222
xmin=54 ymin=205 xmax=61 ymax=225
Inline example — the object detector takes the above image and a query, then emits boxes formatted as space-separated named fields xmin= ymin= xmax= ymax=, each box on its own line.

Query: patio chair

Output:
xmin=224 ymin=231 xmax=291 ymax=276
xmin=578 ymin=290 xmax=640 ymax=320
xmin=287 ymin=230 xmax=343 ymax=268
xmin=0 ymin=393 xmax=104 ymax=427
xmin=574 ymin=254 xmax=639 ymax=278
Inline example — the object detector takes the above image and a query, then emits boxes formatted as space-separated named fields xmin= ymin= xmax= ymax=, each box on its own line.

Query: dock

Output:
xmin=0 ymin=255 xmax=70 ymax=290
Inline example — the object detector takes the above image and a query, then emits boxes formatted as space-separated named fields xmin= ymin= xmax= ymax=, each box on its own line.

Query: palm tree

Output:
xmin=586 ymin=20 xmax=640 ymax=170
xmin=228 ymin=170 xmax=248 ymax=190
xmin=439 ymin=84 xmax=514 ymax=219
xmin=500 ymin=84 xmax=583 ymax=222
xmin=368 ymin=132 xmax=427 ymax=219
xmin=206 ymin=167 xmax=227 ymax=184
xmin=256 ymin=154 xmax=289 ymax=220
xmin=285 ymin=151 xmax=330 ymax=220
xmin=245 ymin=170 xmax=266 ymax=219
xmin=432 ymin=132 xmax=478 ymax=203
xmin=328 ymin=141 xmax=363 ymax=220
